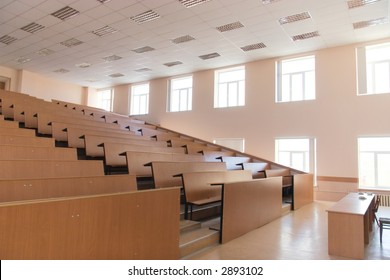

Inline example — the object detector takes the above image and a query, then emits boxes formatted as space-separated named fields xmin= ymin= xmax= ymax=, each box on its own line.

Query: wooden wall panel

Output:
xmin=293 ymin=173 xmax=314 ymax=210
xmin=221 ymin=177 xmax=283 ymax=244
xmin=0 ymin=188 xmax=180 ymax=259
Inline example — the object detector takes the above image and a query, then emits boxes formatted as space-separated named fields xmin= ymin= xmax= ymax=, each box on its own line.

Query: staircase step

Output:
xmin=180 ymin=227 xmax=220 ymax=258
xmin=180 ymin=220 xmax=201 ymax=233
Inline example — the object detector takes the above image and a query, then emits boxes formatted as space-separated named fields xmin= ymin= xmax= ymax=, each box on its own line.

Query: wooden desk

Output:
xmin=327 ymin=192 xmax=374 ymax=259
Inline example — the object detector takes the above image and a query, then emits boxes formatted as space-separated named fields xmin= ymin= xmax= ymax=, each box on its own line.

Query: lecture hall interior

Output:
xmin=0 ymin=0 xmax=390 ymax=261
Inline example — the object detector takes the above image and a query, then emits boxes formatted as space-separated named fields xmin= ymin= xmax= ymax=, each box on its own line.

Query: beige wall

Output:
xmin=112 ymin=84 xmax=130 ymax=115
xmin=130 ymin=41 xmax=390 ymax=180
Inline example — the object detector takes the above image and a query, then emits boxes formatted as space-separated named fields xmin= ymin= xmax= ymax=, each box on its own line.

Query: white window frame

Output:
xmin=276 ymin=55 xmax=315 ymax=102
xmin=168 ymin=75 xmax=193 ymax=112
xmin=214 ymin=66 xmax=245 ymax=108
xmin=130 ymin=83 xmax=149 ymax=116
xmin=97 ymin=88 xmax=113 ymax=111
xmin=356 ymin=42 xmax=390 ymax=95
xmin=275 ymin=138 xmax=316 ymax=176
xmin=358 ymin=137 xmax=390 ymax=189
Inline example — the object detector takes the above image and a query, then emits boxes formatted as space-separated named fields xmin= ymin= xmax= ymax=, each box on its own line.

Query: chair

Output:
xmin=373 ymin=195 xmax=381 ymax=226
xmin=379 ymin=217 xmax=390 ymax=243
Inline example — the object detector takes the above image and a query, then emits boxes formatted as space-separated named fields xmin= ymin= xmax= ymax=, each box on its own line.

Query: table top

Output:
xmin=327 ymin=192 xmax=374 ymax=215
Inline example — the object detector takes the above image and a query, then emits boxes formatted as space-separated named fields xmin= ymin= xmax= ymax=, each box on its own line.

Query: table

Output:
xmin=327 ymin=192 xmax=374 ymax=259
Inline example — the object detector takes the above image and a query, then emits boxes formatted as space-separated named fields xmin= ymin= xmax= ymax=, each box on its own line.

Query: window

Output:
xmin=130 ymin=83 xmax=149 ymax=115
xmin=275 ymin=138 xmax=316 ymax=174
xmin=97 ymin=89 xmax=113 ymax=111
xmin=358 ymin=137 xmax=390 ymax=189
xmin=276 ymin=55 xmax=315 ymax=102
xmin=213 ymin=138 xmax=245 ymax=153
xmin=357 ymin=42 xmax=390 ymax=95
xmin=214 ymin=66 xmax=245 ymax=108
xmin=168 ymin=76 xmax=192 ymax=112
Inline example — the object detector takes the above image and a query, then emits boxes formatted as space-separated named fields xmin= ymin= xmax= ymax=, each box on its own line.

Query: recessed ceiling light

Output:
xmin=60 ymin=38 xmax=83 ymax=47
xmin=216 ymin=21 xmax=245 ymax=32
xmin=75 ymin=63 xmax=92 ymax=68
xmin=164 ymin=61 xmax=183 ymax=67
xmin=353 ymin=17 xmax=388 ymax=29
xmin=102 ymin=55 xmax=122 ymax=62
xmin=21 ymin=22 xmax=45 ymax=33
xmin=172 ymin=35 xmax=195 ymax=44
xmin=97 ymin=0 xmax=111 ymax=3
xmin=199 ymin=52 xmax=221 ymax=60
xmin=262 ymin=0 xmax=281 ymax=4
xmin=179 ymin=0 xmax=211 ymax=8
xmin=0 ymin=35 xmax=17 ymax=45
xmin=92 ymin=26 xmax=117 ymax=37
xmin=108 ymin=73 xmax=125 ymax=78
xmin=36 ymin=48 xmax=55 ymax=56
xmin=54 ymin=68 xmax=70 ymax=73
xmin=51 ymin=6 xmax=80 ymax=21
xmin=132 ymin=46 xmax=155 ymax=53
xmin=347 ymin=0 xmax=382 ymax=9
xmin=130 ymin=10 xmax=160 ymax=24
xmin=279 ymin=12 xmax=311 ymax=25
xmin=241 ymin=42 xmax=267 ymax=52
xmin=291 ymin=31 xmax=320 ymax=41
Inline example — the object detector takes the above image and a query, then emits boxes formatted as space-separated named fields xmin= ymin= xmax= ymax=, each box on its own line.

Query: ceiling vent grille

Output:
xmin=262 ymin=0 xmax=281 ymax=4
xmin=97 ymin=0 xmax=112 ymax=3
xmin=130 ymin=10 xmax=160 ymax=24
xmin=216 ymin=21 xmax=244 ymax=32
xmin=172 ymin=35 xmax=195 ymax=44
xmin=51 ymin=6 xmax=80 ymax=21
xmin=0 ymin=35 xmax=17 ymax=45
xmin=75 ymin=63 xmax=92 ymax=68
xmin=16 ymin=57 xmax=31 ymax=64
xmin=179 ymin=0 xmax=211 ymax=8
xmin=92 ymin=26 xmax=117 ymax=37
xmin=199 ymin=52 xmax=221 ymax=60
xmin=102 ymin=55 xmax=122 ymax=62
xmin=241 ymin=42 xmax=267 ymax=52
xmin=60 ymin=38 xmax=83 ymax=47
xmin=291 ymin=31 xmax=320 ymax=41
xmin=36 ymin=48 xmax=55 ymax=56
xmin=135 ymin=68 xmax=152 ymax=72
xmin=347 ymin=0 xmax=382 ymax=9
xmin=353 ymin=17 xmax=388 ymax=29
xmin=21 ymin=22 xmax=45 ymax=33
xmin=54 ymin=68 xmax=70 ymax=73
xmin=109 ymin=73 xmax=125 ymax=78
xmin=279 ymin=12 xmax=311 ymax=25
xmin=164 ymin=61 xmax=183 ymax=67
xmin=132 ymin=46 xmax=155 ymax=53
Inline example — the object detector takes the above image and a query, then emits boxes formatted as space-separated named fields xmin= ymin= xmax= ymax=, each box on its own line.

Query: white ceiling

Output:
xmin=0 ymin=0 xmax=389 ymax=89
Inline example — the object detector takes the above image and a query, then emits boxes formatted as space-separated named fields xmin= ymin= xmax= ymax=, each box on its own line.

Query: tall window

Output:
xmin=168 ymin=76 xmax=192 ymax=112
xmin=276 ymin=55 xmax=315 ymax=102
xmin=130 ymin=83 xmax=149 ymax=115
xmin=214 ymin=66 xmax=245 ymax=108
xmin=97 ymin=89 xmax=113 ymax=111
xmin=358 ymin=137 xmax=390 ymax=189
xmin=275 ymin=138 xmax=316 ymax=174
xmin=357 ymin=42 xmax=390 ymax=95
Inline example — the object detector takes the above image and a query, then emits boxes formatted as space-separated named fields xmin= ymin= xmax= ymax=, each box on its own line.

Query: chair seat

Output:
xmin=379 ymin=217 xmax=390 ymax=243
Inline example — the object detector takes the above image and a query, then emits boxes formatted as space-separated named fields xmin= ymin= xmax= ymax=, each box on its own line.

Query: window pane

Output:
xmin=281 ymin=75 xmax=290 ymax=102
xmin=278 ymin=151 xmax=291 ymax=167
xmin=228 ymin=82 xmax=238 ymax=106
xmin=291 ymin=73 xmax=303 ymax=101
xmin=179 ymin=89 xmax=188 ymax=111
xmin=291 ymin=152 xmax=305 ymax=171
xmin=377 ymin=154 xmax=390 ymax=186
xmin=305 ymin=71 xmax=315 ymax=100
xmin=374 ymin=62 xmax=390 ymax=93
xmin=359 ymin=152 xmax=375 ymax=187
xmin=218 ymin=83 xmax=228 ymax=107
xmin=171 ymin=90 xmax=180 ymax=112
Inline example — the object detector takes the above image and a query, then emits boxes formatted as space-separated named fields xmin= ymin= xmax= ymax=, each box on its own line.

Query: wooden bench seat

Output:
xmin=238 ymin=162 xmax=269 ymax=178
xmin=177 ymin=170 xmax=253 ymax=219
xmin=185 ymin=143 xmax=221 ymax=154
xmin=84 ymin=134 xmax=165 ymax=158
xmin=66 ymin=126 xmax=148 ymax=148
xmin=217 ymin=156 xmax=251 ymax=170
xmin=145 ymin=161 xmax=227 ymax=188
xmin=0 ymin=135 xmax=55 ymax=147
xmin=0 ymin=159 xmax=104 ymax=179
xmin=200 ymin=150 xmax=235 ymax=162
xmin=0 ymin=145 xmax=77 ymax=160
xmin=102 ymin=142 xmax=185 ymax=168
xmin=121 ymin=151 xmax=205 ymax=177
xmin=0 ymin=119 xmax=19 ymax=128
xmin=0 ymin=174 xmax=137 ymax=203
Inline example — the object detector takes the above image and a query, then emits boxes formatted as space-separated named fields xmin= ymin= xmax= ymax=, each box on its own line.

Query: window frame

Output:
xmin=276 ymin=55 xmax=316 ymax=103
xmin=214 ymin=65 xmax=245 ymax=108
xmin=168 ymin=75 xmax=193 ymax=112
xmin=130 ymin=83 xmax=149 ymax=116
xmin=96 ymin=88 xmax=113 ymax=112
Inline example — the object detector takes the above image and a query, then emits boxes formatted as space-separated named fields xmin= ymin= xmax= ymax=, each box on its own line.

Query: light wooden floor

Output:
xmin=188 ymin=200 xmax=390 ymax=260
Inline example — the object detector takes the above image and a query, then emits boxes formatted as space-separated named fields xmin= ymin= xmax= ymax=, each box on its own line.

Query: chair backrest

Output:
xmin=373 ymin=195 xmax=381 ymax=213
